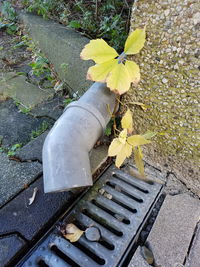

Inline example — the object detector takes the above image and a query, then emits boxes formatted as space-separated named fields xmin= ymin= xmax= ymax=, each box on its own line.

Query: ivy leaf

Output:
xmin=115 ymin=142 xmax=132 ymax=168
xmin=143 ymin=131 xmax=157 ymax=140
xmin=133 ymin=146 xmax=145 ymax=177
xmin=124 ymin=27 xmax=146 ymax=55
xmin=125 ymin=60 xmax=140 ymax=86
xmin=80 ymin=39 xmax=118 ymax=64
xmin=106 ymin=62 xmax=131 ymax=95
xmin=87 ymin=59 xmax=117 ymax=82
xmin=108 ymin=138 xmax=124 ymax=156
xmin=118 ymin=129 xmax=128 ymax=144
xmin=130 ymin=101 xmax=148 ymax=111
xmin=80 ymin=28 xmax=145 ymax=95
xmin=108 ymin=129 xmax=132 ymax=168
xmin=121 ymin=108 xmax=133 ymax=133
xmin=127 ymin=135 xmax=150 ymax=147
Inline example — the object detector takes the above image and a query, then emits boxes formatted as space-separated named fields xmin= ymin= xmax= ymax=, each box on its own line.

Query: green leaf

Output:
xmin=69 ymin=20 xmax=81 ymax=29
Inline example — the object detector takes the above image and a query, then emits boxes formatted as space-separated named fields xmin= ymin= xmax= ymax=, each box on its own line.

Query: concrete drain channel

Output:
xmin=18 ymin=165 xmax=163 ymax=267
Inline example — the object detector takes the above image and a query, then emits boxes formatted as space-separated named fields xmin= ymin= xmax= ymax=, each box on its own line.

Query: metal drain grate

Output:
xmin=19 ymin=165 xmax=163 ymax=267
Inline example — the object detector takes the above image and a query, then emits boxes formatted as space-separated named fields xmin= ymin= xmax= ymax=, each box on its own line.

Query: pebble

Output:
xmin=162 ymin=78 xmax=168 ymax=84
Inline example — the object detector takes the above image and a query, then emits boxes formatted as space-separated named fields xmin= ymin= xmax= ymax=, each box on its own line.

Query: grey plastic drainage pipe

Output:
xmin=43 ymin=82 xmax=116 ymax=193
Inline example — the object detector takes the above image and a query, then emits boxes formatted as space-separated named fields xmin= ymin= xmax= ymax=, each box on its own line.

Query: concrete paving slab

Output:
xmin=146 ymin=193 xmax=200 ymax=266
xmin=21 ymin=13 xmax=92 ymax=96
xmin=186 ymin=222 xmax=200 ymax=267
xmin=90 ymin=145 xmax=108 ymax=174
xmin=0 ymin=72 xmax=54 ymax=108
xmin=0 ymin=176 xmax=75 ymax=241
xmin=0 ymin=234 xmax=26 ymax=267
xmin=0 ymin=99 xmax=54 ymax=147
xmin=30 ymin=95 xmax=64 ymax=120
xmin=0 ymin=153 xmax=42 ymax=208
xmin=15 ymin=130 xmax=49 ymax=162
xmin=128 ymin=247 xmax=150 ymax=267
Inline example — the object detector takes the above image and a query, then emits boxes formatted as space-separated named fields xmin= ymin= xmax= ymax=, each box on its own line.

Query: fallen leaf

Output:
xmin=28 ymin=187 xmax=38 ymax=205
xmin=130 ymin=101 xmax=148 ymax=111
xmin=63 ymin=223 xmax=84 ymax=243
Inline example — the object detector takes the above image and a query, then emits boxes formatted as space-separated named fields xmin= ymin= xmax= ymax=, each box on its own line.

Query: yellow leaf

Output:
xmin=130 ymin=101 xmax=148 ymax=111
xmin=108 ymin=138 xmax=123 ymax=156
xmin=80 ymin=39 xmax=118 ymax=64
xmin=86 ymin=59 xmax=117 ymax=82
xmin=124 ymin=142 xmax=132 ymax=157
xmin=133 ymin=146 xmax=145 ymax=177
xmin=115 ymin=145 xmax=127 ymax=168
xmin=115 ymin=142 xmax=132 ymax=168
xmin=127 ymin=135 xmax=150 ymax=147
xmin=124 ymin=27 xmax=146 ymax=55
xmin=143 ymin=131 xmax=157 ymax=139
xmin=106 ymin=63 xmax=131 ymax=95
xmin=63 ymin=223 xmax=84 ymax=243
xmin=121 ymin=109 xmax=133 ymax=133
xmin=118 ymin=129 xmax=127 ymax=144
xmin=125 ymin=60 xmax=140 ymax=86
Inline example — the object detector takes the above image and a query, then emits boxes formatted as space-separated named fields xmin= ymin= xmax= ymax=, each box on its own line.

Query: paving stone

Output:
xmin=0 ymin=153 xmax=42 ymax=208
xmin=164 ymin=173 xmax=190 ymax=196
xmin=0 ymin=176 xmax=77 ymax=265
xmin=0 ymin=176 xmax=75 ymax=241
xmin=128 ymin=247 xmax=150 ymax=267
xmin=90 ymin=145 xmax=108 ymax=174
xmin=15 ymin=131 xmax=49 ymax=162
xmin=21 ymin=13 xmax=92 ymax=96
xmin=0 ymin=72 xmax=54 ymax=108
xmin=30 ymin=95 xmax=64 ymax=120
xmin=0 ymin=234 xmax=26 ymax=267
xmin=146 ymin=193 xmax=200 ymax=266
xmin=186 ymin=222 xmax=200 ymax=267
xmin=0 ymin=99 xmax=54 ymax=147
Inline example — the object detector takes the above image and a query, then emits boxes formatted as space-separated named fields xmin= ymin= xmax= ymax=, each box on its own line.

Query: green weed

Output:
xmin=31 ymin=121 xmax=50 ymax=139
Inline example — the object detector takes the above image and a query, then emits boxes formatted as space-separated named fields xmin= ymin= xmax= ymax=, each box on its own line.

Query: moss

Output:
xmin=124 ymin=0 xmax=199 ymax=163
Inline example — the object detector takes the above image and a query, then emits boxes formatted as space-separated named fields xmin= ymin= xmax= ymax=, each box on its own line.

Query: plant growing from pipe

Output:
xmin=81 ymin=27 xmax=156 ymax=177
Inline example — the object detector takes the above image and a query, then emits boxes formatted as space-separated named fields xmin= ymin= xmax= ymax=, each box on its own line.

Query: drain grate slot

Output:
xmin=106 ymin=181 xmax=144 ymax=203
xmin=82 ymin=209 xmax=123 ymax=237
xmin=53 ymin=236 xmax=98 ymax=266
xmin=50 ymin=244 xmax=80 ymax=267
xmin=113 ymin=169 xmax=152 ymax=191
xmin=112 ymin=173 xmax=149 ymax=194
xmin=37 ymin=259 xmax=49 ymax=267
xmin=72 ymin=239 xmax=106 ymax=265
xmin=19 ymin=165 xmax=162 ymax=267
xmin=75 ymin=212 xmax=118 ymax=243
xmin=91 ymin=198 xmax=131 ymax=224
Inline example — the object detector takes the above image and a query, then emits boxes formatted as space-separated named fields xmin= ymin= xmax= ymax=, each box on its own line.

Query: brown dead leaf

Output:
xmin=63 ymin=223 xmax=84 ymax=243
